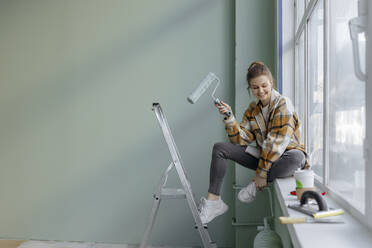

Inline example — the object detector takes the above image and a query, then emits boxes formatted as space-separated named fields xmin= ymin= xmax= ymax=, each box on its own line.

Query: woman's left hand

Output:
xmin=253 ymin=175 xmax=267 ymax=191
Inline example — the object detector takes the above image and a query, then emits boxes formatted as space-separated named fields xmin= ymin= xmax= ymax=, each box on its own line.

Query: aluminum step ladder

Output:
xmin=139 ymin=103 xmax=217 ymax=248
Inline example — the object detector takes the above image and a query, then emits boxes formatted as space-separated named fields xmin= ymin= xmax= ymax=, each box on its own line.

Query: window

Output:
xmin=296 ymin=0 xmax=305 ymax=30
xmin=295 ymin=33 xmax=305 ymax=143
xmin=294 ymin=0 xmax=366 ymax=216
xmin=308 ymin=2 xmax=324 ymax=178
xmin=328 ymin=0 xmax=366 ymax=213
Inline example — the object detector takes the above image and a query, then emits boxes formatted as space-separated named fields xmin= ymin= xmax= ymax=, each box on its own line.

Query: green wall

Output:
xmin=0 ymin=0 xmax=282 ymax=247
xmin=234 ymin=0 xmax=277 ymax=247
xmin=0 ymin=0 xmax=235 ymax=246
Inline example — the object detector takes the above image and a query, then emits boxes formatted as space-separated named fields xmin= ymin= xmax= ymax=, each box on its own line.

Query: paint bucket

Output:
xmin=294 ymin=169 xmax=315 ymax=200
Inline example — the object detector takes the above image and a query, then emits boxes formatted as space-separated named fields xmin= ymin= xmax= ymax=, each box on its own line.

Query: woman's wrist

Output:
xmin=223 ymin=114 xmax=235 ymax=124
xmin=256 ymin=174 xmax=266 ymax=179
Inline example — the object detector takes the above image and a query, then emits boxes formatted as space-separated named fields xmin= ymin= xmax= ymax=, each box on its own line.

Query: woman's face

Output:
xmin=249 ymin=75 xmax=273 ymax=104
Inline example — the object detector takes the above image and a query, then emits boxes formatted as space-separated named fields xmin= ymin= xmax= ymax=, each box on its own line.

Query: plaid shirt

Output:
xmin=224 ymin=89 xmax=309 ymax=178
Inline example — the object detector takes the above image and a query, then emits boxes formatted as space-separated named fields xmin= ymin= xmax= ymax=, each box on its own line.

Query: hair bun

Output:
xmin=246 ymin=61 xmax=274 ymax=86
xmin=248 ymin=61 xmax=265 ymax=71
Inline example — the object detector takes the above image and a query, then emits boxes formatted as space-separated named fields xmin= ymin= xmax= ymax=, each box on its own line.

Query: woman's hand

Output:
xmin=252 ymin=175 xmax=267 ymax=191
xmin=215 ymin=101 xmax=232 ymax=116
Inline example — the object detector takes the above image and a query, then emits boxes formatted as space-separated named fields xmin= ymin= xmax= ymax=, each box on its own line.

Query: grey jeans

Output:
xmin=208 ymin=142 xmax=306 ymax=195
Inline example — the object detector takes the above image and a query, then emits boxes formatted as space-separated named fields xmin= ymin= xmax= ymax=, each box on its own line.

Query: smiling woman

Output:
xmin=249 ymin=75 xmax=272 ymax=106
xmin=197 ymin=61 xmax=310 ymax=225
xmin=246 ymin=61 xmax=275 ymax=106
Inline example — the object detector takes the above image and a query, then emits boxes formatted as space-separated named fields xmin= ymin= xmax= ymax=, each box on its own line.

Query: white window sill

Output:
xmin=274 ymin=177 xmax=372 ymax=248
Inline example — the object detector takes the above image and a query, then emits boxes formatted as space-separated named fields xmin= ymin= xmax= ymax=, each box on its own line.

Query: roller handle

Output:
xmin=214 ymin=98 xmax=231 ymax=118
xmin=300 ymin=191 xmax=328 ymax=211
xmin=279 ymin=217 xmax=306 ymax=224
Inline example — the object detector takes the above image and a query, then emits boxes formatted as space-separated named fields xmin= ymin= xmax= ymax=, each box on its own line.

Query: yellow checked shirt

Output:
xmin=224 ymin=89 xmax=309 ymax=178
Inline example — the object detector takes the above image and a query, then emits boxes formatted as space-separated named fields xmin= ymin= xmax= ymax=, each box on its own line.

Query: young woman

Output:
xmin=198 ymin=61 xmax=309 ymax=225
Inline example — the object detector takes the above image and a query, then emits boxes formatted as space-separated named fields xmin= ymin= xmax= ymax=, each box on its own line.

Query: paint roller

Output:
xmin=187 ymin=72 xmax=231 ymax=118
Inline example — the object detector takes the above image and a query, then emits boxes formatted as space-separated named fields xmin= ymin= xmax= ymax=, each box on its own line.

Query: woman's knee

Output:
xmin=212 ymin=142 xmax=230 ymax=158
xmin=284 ymin=149 xmax=306 ymax=168
xmin=268 ymin=150 xmax=306 ymax=181
xmin=213 ymin=142 xmax=228 ymax=152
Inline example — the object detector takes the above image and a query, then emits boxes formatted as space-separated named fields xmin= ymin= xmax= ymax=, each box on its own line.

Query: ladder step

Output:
xmin=160 ymin=188 xmax=186 ymax=199
xmin=141 ymin=103 xmax=217 ymax=248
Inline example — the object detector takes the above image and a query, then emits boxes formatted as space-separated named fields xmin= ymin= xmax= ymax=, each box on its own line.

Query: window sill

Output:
xmin=274 ymin=177 xmax=372 ymax=248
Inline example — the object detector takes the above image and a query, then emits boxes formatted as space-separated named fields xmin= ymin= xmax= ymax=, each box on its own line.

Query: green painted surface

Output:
xmin=0 ymin=0 xmax=235 ymax=246
xmin=235 ymin=228 xmax=260 ymax=248
xmin=0 ymin=0 xmax=281 ymax=246
xmin=273 ymin=190 xmax=294 ymax=248
xmin=234 ymin=0 xmax=277 ymax=247
xmin=234 ymin=184 xmax=293 ymax=248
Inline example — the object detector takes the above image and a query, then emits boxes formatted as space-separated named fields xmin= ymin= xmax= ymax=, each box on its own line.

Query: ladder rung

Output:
xmin=142 ymin=103 xmax=217 ymax=248
xmin=160 ymin=188 xmax=186 ymax=199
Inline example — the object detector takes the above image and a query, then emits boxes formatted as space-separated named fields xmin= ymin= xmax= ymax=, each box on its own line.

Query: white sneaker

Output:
xmin=238 ymin=181 xmax=257 ymax=203
xmin=198 ymin=197 xmax=228 ymax=225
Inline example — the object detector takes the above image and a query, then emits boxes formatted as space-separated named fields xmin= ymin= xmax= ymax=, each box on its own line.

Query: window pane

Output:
xmin=296 ymin=0 xmax=305 ymax=30
xmin=295 ymin=33 xmax=305 ymax=143
xmin=308 ymin=1 xmax=324 ymax=178
xmin=328 ymin=0 xmax=365 ymax=213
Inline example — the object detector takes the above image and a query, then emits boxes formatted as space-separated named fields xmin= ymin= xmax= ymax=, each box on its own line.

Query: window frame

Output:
xmin=292 ymin=0 xmax=370 ymax=229
xmin=365 ymin=0 xmax=372 ymax=230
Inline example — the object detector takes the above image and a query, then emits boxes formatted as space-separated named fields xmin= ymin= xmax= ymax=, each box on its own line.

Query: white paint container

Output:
xmin=294 ymin=169 xmax=314 ymax=189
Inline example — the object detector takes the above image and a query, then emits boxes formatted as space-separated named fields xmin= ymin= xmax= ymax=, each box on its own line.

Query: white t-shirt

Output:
xmin=261 ymin=104 xmax=269 ymax=123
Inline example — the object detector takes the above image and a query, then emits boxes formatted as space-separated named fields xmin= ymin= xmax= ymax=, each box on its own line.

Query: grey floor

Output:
xmin=18 ymin=240 xmax=199 ymax=248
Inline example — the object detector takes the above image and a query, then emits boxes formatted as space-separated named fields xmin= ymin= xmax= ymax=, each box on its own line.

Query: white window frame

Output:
xmin=365 ymin=0 xmax=372 ymax=231
xmin=285 ymin=0 xmax=372 ymax=230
